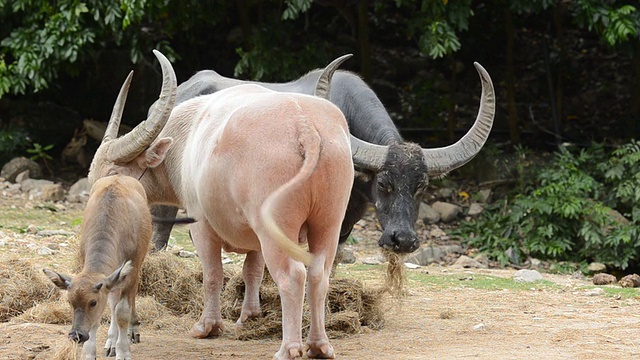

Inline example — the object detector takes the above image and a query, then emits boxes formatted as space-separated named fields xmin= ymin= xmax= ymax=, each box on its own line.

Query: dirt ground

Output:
xmin=1 ymin=196 xmax=640 ymax=359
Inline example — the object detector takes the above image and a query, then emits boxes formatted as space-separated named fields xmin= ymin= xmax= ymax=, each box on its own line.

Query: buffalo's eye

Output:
xmin=89 ymin=300 xmax=97 ymax=307
xmin=377 ymin=179 xmax=391 ymax=193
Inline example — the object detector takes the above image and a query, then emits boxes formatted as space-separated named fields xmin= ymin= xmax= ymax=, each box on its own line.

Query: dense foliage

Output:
xmin=457 ymin=142 xmax=640 ymax=270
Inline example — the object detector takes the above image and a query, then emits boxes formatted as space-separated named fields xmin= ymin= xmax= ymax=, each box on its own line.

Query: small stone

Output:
xmin=473 ymin=323 xmax=485 ymax=331
xmin=477 ymin=189 xmax=492 ymax=203
xmin=583 ymin=288 xmax=605 ymax=296
xmin=452 ymin=255 xmax=487 ymax=269
xmin=361 ymin=257 xmax=383 ymax=265
xmin=432 ymin=201 xmax=462 ymax=223
xmin=419 ymin=202 xmax=440 ymax=224
xmin=513 ymin=269 xmax=543 ymax=283
xmin=592 ymin=273 xmax=617 ymax=285
xmin=404 ymin=262 xmax=420 ymax=269
xmin=177 ymin=250 xmax=196 ymax=258
xmin=26 ymin=224 xmax=39 ymax=234
xmin=41 ymin=184 xmax=65 ymax=202
xmin=338 ymin=248 xmax=356 ymax=264
xmin=619 ymin=274 xmax=640 ymax=288
xmin=467 ymin=203 xmax=484 ymax=217
xmin=46 ymin=243 xmax=59 ymax=250
xmin=38 ymin=246 xmax=54 ymax=255
xmin=0 ymin=239 xmax=5 ymax=247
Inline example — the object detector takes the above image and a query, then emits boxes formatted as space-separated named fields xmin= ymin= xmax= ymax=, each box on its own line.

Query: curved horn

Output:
xmin=314 ymin=54 xmax=353 ymax=99
xmin=350 ymin=136 xmax=389 ymax=171
xmin=106 ymin=50 xmax=177 ymax=162
xmin=422 ymin=62 xmax=495 ymax=176
xmin=103 ymin=71 xmax=133 ymax=143
xmin=314 ymin=54 xmax=391 ymax=171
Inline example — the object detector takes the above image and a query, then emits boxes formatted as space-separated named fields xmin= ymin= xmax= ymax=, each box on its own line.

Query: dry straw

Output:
xmin=381 ymin=249 xmax=408 ymax=298
xmin=0 ymin=256 xmax=59 ymax=321
xmin=3 ymin=250 xmax=386 ymax=341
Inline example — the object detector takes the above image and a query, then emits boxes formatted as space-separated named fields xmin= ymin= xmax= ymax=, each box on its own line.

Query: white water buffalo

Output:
xmin=149 ymin=61 xmax=495 ymax=255
xmin=87 ymin=51 xmax=384 ymax=358
xmin=44 ymin=175 xmax=151 ymax=360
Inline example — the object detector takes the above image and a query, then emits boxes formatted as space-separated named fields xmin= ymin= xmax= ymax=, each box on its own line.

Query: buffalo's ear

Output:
xmin=101 ymin=260 xmax=134 ymax=291
xmin=43 ymin=269 xmax=72 ymax=290
xmin=142 ymin=137 xmax=173 ymax=168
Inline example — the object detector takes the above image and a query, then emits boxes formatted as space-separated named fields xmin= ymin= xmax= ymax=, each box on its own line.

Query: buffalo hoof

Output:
xmin=189 ymin=319 xmax=224 ymax=338
xmin=128 ymin=327 xmax=140 ymax=344
xmin=306 ymin=340 xmax=335 ymax=359
xmin=273 ymin=342 xmax=304 ymax=360
xmin=235 ymin=309 xmax=262 ymax=328
xmin=104 ymin=347 xmax=116 ymax=357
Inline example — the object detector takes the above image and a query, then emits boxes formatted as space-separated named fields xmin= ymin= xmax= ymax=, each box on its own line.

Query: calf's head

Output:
xmin=43 ymin=261 xmax=133 ymax=343
xmin=351 ymin=62 xmax=495 ymax=254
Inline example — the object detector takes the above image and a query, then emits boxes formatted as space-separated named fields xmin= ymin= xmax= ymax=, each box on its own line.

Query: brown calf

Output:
xmin=44 ymin=175 xmax=151 ymax=360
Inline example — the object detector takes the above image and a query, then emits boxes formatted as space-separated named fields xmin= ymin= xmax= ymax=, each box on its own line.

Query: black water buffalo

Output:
xmin=150 ymin=61 xmax=495 ymax=254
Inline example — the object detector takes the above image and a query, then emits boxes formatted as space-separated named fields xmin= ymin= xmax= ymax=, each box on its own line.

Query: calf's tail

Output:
xmin=259 ymin=121 xmax=321 ymax=266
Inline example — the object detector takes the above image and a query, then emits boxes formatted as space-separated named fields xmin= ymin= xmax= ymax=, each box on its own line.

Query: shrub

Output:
xmin=457 ymin=143 xmax=640 ymax=270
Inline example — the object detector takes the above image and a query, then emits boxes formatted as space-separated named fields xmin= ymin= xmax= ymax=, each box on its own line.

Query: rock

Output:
xmin=452 ymin=255 xmax=487 ymax=269
xmin=477 ymin=189 xmax=492 ymax=203
xmin=431 ymin=201 xmax=462 ymax=223
xmin=583 ymin=288 xmax=605 ymax=296
xmin=46 ymin=243 xmax=59 ymax=250
xmin=67 ymin=178 xmax=91 ymax=203
xmin=41 ymin=184 xmax=65 ymax=202
xmin=505 ymin=246 xmax=520 ymax=265
xmin=20 ymin=178 xmax=54 ymax=193
xmin=436 ymin=188 xmax=454 ymax=199
xmin=441 ymin=244 xmax=463 ymax=254
xmin=362 ymin=257 xmax=383 ymax=265
xmin=592 ymin=273 xmax=617 ymax=285
xmin=428 ymin=225 xmax=447 ymax=238
xmin=467 ymin=203 xmax=484 ymax=217
xmin=404 ymin=262 xmax=420 ymax=269
xmin=37 ymin=246 xmax=54 ymax=255
xmin=26 ymin=224 xmax=39 ymax=234
xmin=474 ymin=253 xmax=490 ymax=266
xmin=14 ymin=170 xmax=30 ymax=183
xmin=338 ymin=248 xmax=356 ymax=264
xmin=1 ymin=157 xmax=42 ymax=182
xmin=0 ymin=238 xmax=5 ymax=247
xmin=530 ymin=258 xmax=541 ymax=268
xmin=177 ymin=250 xmax=196 ymax=258
xmin=405 ymin=246 xmax=443 ymax=266
xmin=418 ymin=202 xmax=440 ymax=224
xmin=619 ymin=274 xmax=640 ymax=288
xmin=586 ymin=262 xmax=607 ymax=274
xmin=513 ymin=269 xmax=543 ymax=283
xmin=473 ymin=323 xmax=485 ymax=331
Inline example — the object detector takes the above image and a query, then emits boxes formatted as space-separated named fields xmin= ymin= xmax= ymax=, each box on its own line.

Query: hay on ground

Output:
xmin=138 ymin=251 xmax=204 ymax=316
xmin=14 ymin=297 xmax=70 ymax=325
xmin=0 ymin=256 xmax=59 ymax=321
xmin=47 ymin=339 xmax=80 ymax=360
xmin=221 ymin=270 xmax=385 ymax=340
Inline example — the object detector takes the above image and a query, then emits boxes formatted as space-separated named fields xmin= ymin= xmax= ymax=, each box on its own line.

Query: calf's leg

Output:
xmin=104 ymin=291 xmax=120 ymax=357
xmin=114 ymin=294 xmax=133 ymax=360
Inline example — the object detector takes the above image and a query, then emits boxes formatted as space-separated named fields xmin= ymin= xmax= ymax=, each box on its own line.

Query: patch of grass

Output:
xmin=407 ymin=272 xmax=562 ymax=291
xmin=0 ymin=206 xmax=83 ymax=232
xmin=580 ymin=285 xmax=640 ymax=300
xmin=168 ymin=226 xmax=195 ymax=251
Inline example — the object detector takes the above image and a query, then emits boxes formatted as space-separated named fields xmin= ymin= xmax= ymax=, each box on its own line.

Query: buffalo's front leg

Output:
xmin=150 ymin=205 xmax=179 ymax=251
xmin=237 ymin=250 xmax=265 ymax=327
xmin=189 ymin=221 xmax=225 ymax=338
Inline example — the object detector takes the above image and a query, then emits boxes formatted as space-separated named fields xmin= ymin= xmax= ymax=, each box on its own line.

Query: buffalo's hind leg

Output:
xmin=189 ymin=221 xmax=225 ymax=338
xmin=236 ymin=250 xmax=265 ymax=327
xmin=261 ymin=238 xmax=306 ymax=360
xmin=305 ymin=225 xmax=339 ymax=359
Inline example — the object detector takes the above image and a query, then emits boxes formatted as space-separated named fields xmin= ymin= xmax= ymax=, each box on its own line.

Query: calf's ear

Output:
xmin=43 ymin=269 xmax=72 ymax=290
xmin=141 ymin=137 xmax=173 ymax=168
xmin=101 ymin=260 xmax=134 ymax=291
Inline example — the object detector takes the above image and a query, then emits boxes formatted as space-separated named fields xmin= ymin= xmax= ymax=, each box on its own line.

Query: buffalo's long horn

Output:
xmin=106 ymin=50 xmax=177 ymax=162
xmin=314 ymin=54 xmax=353 ymax=99
xmin=422 ymin=62 xmax=495 ymax=176
xmin=315 ymin=54 xmax=391 ymax=171
xmin=103 ymin=71 xmax=133 ymax=143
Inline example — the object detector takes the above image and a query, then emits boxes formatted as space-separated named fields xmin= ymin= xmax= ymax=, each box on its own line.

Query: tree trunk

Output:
xmin=504 ymin=7 xmax=520 ymax=144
